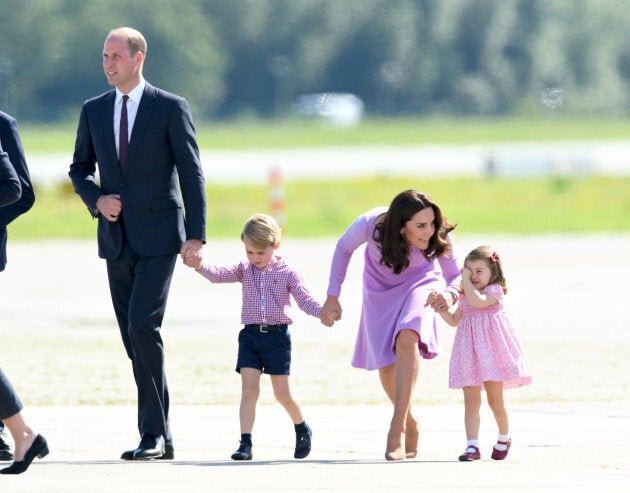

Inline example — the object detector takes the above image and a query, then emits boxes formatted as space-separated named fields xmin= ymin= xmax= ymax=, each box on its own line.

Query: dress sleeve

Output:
xmin=438 ymin=233 xmax=462 ymax=298
xmin=327 ymin=209 xmax=379 ymax=297
xmin=483 ymin=284 xmax=504 ymax=304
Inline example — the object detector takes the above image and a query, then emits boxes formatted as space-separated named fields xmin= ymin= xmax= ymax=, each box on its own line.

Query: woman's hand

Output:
xmin=321 ymin=295 xmax=342 ymax=326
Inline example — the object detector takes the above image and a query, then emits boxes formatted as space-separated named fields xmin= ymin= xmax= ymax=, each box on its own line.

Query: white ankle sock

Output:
xmin=495 ymin=433 xmax=510 ymax=451
xmin=466 ymin=439 xmax=479 ymax=452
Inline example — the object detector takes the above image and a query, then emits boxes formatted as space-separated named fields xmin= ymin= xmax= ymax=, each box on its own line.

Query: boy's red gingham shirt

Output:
xmin=197 ymin=257 xmax=322 ymax=325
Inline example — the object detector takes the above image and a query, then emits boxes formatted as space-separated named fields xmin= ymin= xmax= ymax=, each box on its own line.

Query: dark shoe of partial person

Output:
xmin=0 ymin=432 xmax=13 ymax=461
xmin=0 ymin=434 xmax=49 ymax=475
xmin=458 ymin=446 xmax=481 ymax=461
xmin=491 ymin=438 xmax=511 ymax=460
xmin=162 ymin=440 xmax=174 ymax=460
xmin=230 ymin=441 xmax=252 ymax=460
xmin=121 ymin=437 xmax=173 ymax=461
xmin=294 ymin=424 xmax=312 ymax=459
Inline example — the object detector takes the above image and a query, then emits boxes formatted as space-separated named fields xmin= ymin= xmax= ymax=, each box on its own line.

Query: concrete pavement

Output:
xmin=1 ymin=401 xmax=628 ymax=492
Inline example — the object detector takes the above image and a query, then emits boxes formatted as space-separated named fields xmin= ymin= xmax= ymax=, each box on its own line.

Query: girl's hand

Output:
xmin=461 ymin=267 xmax=472 ymax=280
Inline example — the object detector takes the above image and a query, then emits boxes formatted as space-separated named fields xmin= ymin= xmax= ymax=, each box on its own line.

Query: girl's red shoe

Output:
xmin=491 ymin=438 xmax=512 ymax=460
xmin=458 ymin=446 xmax=481 ymax=461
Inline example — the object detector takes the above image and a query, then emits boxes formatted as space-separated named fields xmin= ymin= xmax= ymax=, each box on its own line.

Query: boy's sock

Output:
xmin=294 ymin=421 xmax=309 ymax=434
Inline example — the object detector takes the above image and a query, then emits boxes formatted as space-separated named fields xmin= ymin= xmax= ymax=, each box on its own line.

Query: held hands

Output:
xmin=180 ymin=239 xmax=204 ymax=270
xmin=96 ymin=194 xmax=122 ymax=222
xmin=320 ymin=295 xmax=342 ymax=327
xmin=424 ymin=290 xmax=453 ymax=313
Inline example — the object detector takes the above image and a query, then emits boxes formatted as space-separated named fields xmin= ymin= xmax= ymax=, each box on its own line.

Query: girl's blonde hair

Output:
xmin=241 ymin=213 xmax=281 ymax=249
xmin=465 ymin=245 xmax=508 ymax=294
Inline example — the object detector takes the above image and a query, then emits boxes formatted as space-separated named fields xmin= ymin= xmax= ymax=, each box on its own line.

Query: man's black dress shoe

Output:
xmin=230 ymin=441 xmax=252 ymax=460
xmin=120 ymin=434 xmax=168 ymax=461
xmin=294 ymin=424 xmax=312 ymax=459
xmin=0 ymin=432 xmax=13 ymax=461
xmin=134 ymin=434 xmax=165 ymax=460
xmin=0 ymin=434 xmax=49 ymax=475
xmin=121 ymin=437 xmax=174 ymax=461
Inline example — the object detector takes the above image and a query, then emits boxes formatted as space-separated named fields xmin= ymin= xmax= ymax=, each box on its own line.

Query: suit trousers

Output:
xmin=0 ymin=368 xmax=23 ymax=421
xmin=106 ymin=234 xmax=177 ymax=439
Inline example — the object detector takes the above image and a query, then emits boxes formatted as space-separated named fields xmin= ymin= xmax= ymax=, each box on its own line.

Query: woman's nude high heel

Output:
xmin=405 ymin=416 xmax=420 ymax=459
xmin=385 ymin=429 xmax=405 ymax=461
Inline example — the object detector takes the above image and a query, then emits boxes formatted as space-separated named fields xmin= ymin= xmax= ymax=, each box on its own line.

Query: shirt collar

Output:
xmin=116 ymin=78 xmax=146 ymax=104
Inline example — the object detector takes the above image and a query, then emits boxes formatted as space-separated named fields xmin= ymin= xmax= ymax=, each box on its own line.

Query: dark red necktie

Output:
xmin=119 ymin=94 xmax=129 ymax=169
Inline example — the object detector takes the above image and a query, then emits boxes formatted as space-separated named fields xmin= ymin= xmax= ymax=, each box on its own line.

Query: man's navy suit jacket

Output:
xmin=69 ymin=82 xmax=206 ymax=260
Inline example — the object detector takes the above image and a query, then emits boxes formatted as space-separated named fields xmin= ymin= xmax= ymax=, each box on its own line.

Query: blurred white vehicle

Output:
xmin=294 ymin=92 xmax=364 ymax=127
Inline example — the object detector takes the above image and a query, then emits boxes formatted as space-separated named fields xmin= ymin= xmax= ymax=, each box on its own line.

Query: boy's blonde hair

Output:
xmin=241 ymin=213 xmax=281 ymax=249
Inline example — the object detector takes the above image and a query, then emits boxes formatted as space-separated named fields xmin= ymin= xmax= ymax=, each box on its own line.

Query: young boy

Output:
xmin=183 ymin=213 xmax=334 ymax=460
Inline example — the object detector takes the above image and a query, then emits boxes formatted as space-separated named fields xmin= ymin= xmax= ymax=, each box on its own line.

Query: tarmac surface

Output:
xmin=1 ymin=235 xmax=629 ymax=491
xmin=1 ymin=401 xmax=628 ymax=492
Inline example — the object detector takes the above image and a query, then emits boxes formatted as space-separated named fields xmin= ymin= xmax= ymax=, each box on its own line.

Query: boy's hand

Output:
xmin=181 ymin=240 xmax=203 ymax=270
xmin=182 ymin=250 xmax=203 ymax=270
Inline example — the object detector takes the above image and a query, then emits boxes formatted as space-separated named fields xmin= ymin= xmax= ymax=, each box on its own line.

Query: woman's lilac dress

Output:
xmin=327 ymin=208 xmax=461 ymax=370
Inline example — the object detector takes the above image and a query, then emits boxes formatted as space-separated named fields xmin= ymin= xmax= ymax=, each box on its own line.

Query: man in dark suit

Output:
xmin=69 ymin=27 xmax=206 ymax=461
xmin=0 ymin=111 xmax=36 ymax=462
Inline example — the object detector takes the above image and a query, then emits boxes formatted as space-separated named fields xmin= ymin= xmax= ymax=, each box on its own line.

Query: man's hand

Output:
xmin=96 ymin=194 xmax=122 ymax=222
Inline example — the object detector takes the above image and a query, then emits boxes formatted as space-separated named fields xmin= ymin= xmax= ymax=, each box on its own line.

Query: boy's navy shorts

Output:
xmin=236 ymin=324 xmax=291 ymax=375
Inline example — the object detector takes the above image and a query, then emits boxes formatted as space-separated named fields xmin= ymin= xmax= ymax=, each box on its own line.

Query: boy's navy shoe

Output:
xmin=231 ymin=441 xmax=253 ymax=460
xmin=294 ymin=423 xmax=312 ymax=459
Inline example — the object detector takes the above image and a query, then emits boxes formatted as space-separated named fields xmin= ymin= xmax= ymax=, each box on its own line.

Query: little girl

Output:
xmin=436 ymin=245 xmax=532 ymax=461
xmin=183 ymin=213 xmax=333 ymax=461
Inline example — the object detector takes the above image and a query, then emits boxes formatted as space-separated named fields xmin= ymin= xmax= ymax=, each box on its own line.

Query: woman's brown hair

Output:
xmin=374 ymin=190 xmax=456 ymax=274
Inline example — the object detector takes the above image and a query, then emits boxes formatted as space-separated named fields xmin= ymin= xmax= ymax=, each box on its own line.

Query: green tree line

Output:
xmin=1 ymin=0 xmax=630 ymax=122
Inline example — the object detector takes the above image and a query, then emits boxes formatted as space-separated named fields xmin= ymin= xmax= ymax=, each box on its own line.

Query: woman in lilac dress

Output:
xmin=321 ymin=190 xmax=461 ymax=460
